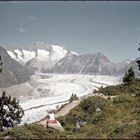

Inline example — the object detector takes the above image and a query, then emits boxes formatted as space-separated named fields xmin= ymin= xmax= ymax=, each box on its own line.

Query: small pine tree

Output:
xmin=123 ymin=67 xmax=135 ymax=85
xmin=136 ymin=45 xmax=140 ymax=71
xmin=69 ymin=93 xmax=78 ymax=103
xmin=0 ymin=92 xmax=24 ymax=131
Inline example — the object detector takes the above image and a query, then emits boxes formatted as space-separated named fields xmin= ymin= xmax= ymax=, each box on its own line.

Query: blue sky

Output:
xmin=0 ymin=1 xmax=140 ymax=62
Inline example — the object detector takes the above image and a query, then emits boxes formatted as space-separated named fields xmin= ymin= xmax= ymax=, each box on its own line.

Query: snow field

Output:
xmin=37 ymin=49 xmax=49 ymax=61
xmin=22 ymin=50 xmax=36 ymax=62
xmin=51 ymin=45 xmax=67 ymax=61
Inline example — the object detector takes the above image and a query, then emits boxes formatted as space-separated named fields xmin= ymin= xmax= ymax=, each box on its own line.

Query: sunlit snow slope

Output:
xmin=7 ymin=44 xmax=74 ymax=65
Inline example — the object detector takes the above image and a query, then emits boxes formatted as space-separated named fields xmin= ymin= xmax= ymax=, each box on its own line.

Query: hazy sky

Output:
xmin=0 ymin=1 xmax=140 ymax=62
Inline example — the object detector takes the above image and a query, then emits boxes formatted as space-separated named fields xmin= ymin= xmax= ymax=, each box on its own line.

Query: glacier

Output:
xmin=19 ymin=73 xmax=122 ymax=124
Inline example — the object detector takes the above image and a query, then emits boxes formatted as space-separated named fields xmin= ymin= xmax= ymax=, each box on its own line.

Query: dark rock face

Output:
xmin=0 ymin=46 xmax=30 ymax=88
xmin=53 ymin=52 xmax=132 ymax=75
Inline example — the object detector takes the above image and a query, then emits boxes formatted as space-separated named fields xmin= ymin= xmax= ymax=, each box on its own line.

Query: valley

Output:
xmin=1 ymin=73 xmax=121 ymax=124
xmin=0 ymin=44 xmax=134 ymax=126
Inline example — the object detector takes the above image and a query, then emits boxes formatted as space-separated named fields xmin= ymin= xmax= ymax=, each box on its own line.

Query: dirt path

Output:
xmin=39 ymin=100 xmax=81 ymax=127
xmin=39 ymin=93 xmax=116 ymax=127
xmin=55 ymin=100 xmax=81 ymax=118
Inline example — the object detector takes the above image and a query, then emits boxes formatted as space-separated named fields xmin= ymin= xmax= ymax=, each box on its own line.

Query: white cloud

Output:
xmin=28 ymin=16 xmax=37 ymax=21
xmin=18 ymin=27 xmax=26 ymax=33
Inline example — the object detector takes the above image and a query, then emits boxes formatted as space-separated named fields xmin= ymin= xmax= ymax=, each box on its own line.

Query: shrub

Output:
xmin=2 ymin=123 xmax=67 ymax=139
xmin=98 ymin=85 xmax=122 ymax=96
xmin=69 ymin=93 xmax=78 ymax=103
xmin=80 ymin=97 xmax=96 ymax=114
xmin=123 ymin=67 xmax=135 ymax=85
xmin=113 ymin=95 xmax=134 ymax=105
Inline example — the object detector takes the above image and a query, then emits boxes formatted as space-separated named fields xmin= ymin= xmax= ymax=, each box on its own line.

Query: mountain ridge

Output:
xmin=0 ymin=46 xmax=30 ymax=88
xmin=3 ymin=42 xmax=139 ymax=76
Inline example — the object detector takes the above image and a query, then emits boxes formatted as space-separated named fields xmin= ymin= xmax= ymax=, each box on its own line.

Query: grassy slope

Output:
xmin=0 ymin=79 xmax=140 ymax=139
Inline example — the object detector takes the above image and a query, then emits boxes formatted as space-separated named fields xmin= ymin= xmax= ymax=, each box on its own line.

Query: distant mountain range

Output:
xmin=0 ymin=42 xmax=139 ymax=87
xmin=5 ymin=42 xmax=139 ymax=75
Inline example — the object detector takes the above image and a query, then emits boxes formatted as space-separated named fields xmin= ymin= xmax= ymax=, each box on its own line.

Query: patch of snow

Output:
xmin=22 ymin=50 xmax=36 ymax=62
xmin=51 ymin=45 xmax=67 ymax=60
xmin=14 ymin=49 xmax=23 ymax=60
xmin=71 ymin=51 xmax=79 ymax=56
xmin=37 ymin=49 xmax=50 ymax=61
xmin=7 ymin=51 xmax=17 ymax=59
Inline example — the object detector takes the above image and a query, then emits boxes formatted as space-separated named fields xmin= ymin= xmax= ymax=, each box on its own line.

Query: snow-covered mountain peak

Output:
xmin=7 ymin=49 xmax=36 ymax=64
xmin=7 ymin=43 xmax=75 ymax=66
xmin=3 ymin=43 xmax=138 ymax=76
xmin=51 ymin=45 xmax=67 ymax=60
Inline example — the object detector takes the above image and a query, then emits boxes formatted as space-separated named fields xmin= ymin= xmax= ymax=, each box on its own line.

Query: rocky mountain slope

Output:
xmin=52 ymin=52 xmax=130 ymax=75
xmin=4 ymin=42 xmax=139 ymax=76
xmin=6 ymin=42 xmax=78 ymax=74
xmin=0 ymin=46 xmax=30 ymax=88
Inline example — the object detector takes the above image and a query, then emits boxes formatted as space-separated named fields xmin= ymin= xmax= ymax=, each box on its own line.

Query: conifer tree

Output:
xmin=123 ymin=67 xmax=135 ymax=85
xmin=136 ymin=43 xmax=140 ymax=71
xmin=0 ymin=92 xmax=24 ymax=131
xmin=69 ymin=93 xmax=78 ymax=103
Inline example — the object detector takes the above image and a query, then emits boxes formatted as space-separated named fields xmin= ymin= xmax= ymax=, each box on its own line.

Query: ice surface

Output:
xmin=19 ymin=74 xmax=121 ymax=124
